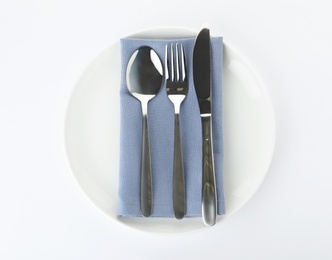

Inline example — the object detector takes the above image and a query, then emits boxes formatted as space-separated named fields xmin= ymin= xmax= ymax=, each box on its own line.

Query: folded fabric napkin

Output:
xmin=118 ymin=36 xmax=225 ymax=217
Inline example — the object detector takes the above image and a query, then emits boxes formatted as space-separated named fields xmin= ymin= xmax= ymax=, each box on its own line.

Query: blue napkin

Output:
xmin=118 ymin=36 xmax=225 ymax=217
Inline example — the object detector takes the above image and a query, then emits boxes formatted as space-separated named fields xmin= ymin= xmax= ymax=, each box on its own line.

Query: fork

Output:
xmin=165 ymin=43 xmax=188 ymax=219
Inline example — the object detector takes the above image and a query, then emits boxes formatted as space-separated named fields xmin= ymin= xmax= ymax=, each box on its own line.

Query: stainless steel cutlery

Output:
xmin=125 ymin=28 xmax=218 ymax=225
xmin=126 ymin=46 xmax=163 ymax=217
xmin=165 ymin=43 xmax=188 ymax=219
xmin=193 ymin=28 xmax=217 ymax=226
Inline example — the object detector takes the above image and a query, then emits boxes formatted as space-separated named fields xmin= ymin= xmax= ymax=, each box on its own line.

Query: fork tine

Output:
xmin=166 ymin=44 xmax=172 ymax=81
xmin=180 ymin=44 xmax=186 ymax=81
xmin=165 ymin=44 xmax=173 ymax=81
xmin=171 ymin=44 xmax=178 ymax=81
xmin=166 ymin=43 xmax=186 ymax=83
xmin=175 ymin=44 xmax=180 ymax=81
xmin=165 ymin=45 xmax=169 ymax=80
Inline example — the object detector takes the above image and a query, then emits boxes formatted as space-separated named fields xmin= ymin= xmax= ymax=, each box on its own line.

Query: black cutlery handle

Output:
xmin=201 ymin=115 xmax=217 ymax=226
xmin=140 ymin=113 xmax=152 ymax=217
xmin=173 ymin=113 xmax=185 ymax=219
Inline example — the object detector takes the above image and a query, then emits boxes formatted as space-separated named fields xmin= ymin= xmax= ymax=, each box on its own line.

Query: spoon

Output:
xmin=126 ymin=46 xmax=163 ymax=217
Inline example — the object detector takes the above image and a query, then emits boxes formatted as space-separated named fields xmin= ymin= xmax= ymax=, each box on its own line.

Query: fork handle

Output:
xmin=201 ymin=115 xmax=217 ymax=226
xmin=140 ymin=113 xmax=152 ymax=217
xmin=173 ymin=113 xmax=185 ymax=219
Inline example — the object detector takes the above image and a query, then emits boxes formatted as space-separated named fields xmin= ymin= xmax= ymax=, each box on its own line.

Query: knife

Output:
xmin=193 ymin=28 xmax=217 ymax=226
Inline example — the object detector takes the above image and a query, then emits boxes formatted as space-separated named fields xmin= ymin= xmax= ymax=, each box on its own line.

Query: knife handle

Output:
xmin=140 ymin=113 xmax=152 ymax=217
xmin=201 ymin=115 xmax=217 ymax=226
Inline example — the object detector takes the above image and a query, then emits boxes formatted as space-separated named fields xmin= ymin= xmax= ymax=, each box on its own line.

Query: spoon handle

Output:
xmin=140 ymin=113 xmax=152 ymax=217
xmin=173 ymin=113 xmax=185 ymax=219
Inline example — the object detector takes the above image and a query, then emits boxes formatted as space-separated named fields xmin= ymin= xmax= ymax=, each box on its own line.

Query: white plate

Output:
xmin=64 ymin=27 xmax=275 ymax=234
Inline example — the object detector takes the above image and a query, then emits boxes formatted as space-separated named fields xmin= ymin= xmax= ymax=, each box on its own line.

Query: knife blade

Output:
xmin=193 ymin=28 xmax=217 ymax=226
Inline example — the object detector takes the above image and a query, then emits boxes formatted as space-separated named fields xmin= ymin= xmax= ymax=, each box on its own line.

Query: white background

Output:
xmin=1 ymin=0 xmax=332 ymax=259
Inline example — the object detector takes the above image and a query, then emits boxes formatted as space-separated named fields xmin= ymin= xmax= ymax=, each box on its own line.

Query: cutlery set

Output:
xmin=126 ymin=28 xmax=217 ymax=226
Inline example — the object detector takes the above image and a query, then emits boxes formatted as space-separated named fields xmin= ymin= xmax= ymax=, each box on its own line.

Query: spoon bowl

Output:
xmin=126 ymin=46 xmax=163 ymax=216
